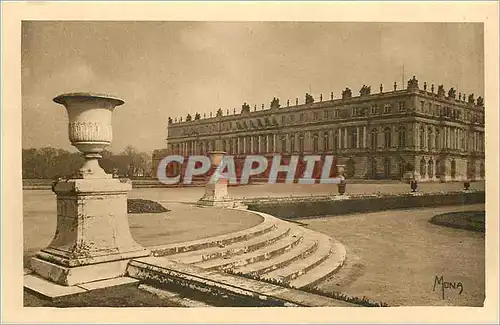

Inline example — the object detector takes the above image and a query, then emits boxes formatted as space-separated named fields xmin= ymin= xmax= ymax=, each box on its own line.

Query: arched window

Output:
xmin=371 ymin=128 xmax=378 ymax=150
xmin=346 ymin=158 xmax=356 ymax=178
xmin=253 ymin=136 xmax=259 ymax=153
xmin=451 ymin=159 xmax=456 ymax=178
xmin=398 ymin=127 xmax=406 ymax=148
xmin=281 ymin=136 xmax=287 ymax=153
xmin=290 ymin=135 xmax=296 ymax=153
xmin=298 ymin=135 xmax=304 ymax=152
xmin=323 ymin=132 xmax=329 ymax=152
xmin=351 ymin=129 xmax=358 ymax=148
xmin=420 ymin=158 xmax=426 ymax=177
xmin=435 ymin=159 xmax=440 ymax=176
xmin=435 ymin=129 xmax=440 ymax=149
xmin=384 ymin=157 xmax=391 ymax=178
xmin=333 ymin=134 xmax=338 ymax=153
xmin=397 ymin=158 xmax=406 ymax=177
xmin=428 ymin=159 xmax=434 ymax=178
xmin=428 ymin=128 xmax=433 ymax=149
xmin=420 ymin=126 xmax=425 ymax=149
xmin=370 ymin=157 xmax=377 ymax=178
xmin=313 ymin=134 xmax=319 ymax=152
xmin=384 ymin=127 xmax=392 ymax=148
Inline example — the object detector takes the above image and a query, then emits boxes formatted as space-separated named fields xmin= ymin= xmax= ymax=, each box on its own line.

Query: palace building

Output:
xmin=155 ymin=76 xmax=485 ymax=182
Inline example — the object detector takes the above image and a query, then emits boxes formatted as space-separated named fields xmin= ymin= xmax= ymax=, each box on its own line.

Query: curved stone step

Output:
xmin=194 ymin=229 xmax=304 ymax=271
xmin=289 ymin=241 xmax=347 ymax=289
xmin=168 ymin=224 xmax=292 ymax=264
xmin=232 ymin=236 xmax=319 ymax=276
xmin=150 ymin=213 xmax=277 ymax=256
xmin=262 ymin=232 xmax=333 ymax=283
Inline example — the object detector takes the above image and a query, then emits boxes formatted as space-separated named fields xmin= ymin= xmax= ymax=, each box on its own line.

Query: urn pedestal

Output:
xmin=30 ymin=93 xmax=150 ymax=286
xmin=197 ymin=151 xmax=240 ymax=208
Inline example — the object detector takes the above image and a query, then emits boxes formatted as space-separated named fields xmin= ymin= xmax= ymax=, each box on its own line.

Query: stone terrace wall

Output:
xmin=245 ymin=191 xmax=485 ymax=219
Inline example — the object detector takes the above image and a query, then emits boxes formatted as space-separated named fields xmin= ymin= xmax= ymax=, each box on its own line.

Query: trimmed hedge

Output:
xmin=127 ymin=199 xmax=170 ymax=214
xmin=247 ymin=191 xmax=485 ymax=219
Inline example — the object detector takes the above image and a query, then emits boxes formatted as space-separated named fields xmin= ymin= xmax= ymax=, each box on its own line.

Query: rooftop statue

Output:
xmin=477 ymin=96 xmax=484 ymax=106
xmin=194 ymin=113 xmax=201 ymax=120
xmin=305 ymin=93 xmax=314 ymax=104
xmin=468 ymin=93 xmax=475 ymax=104
xmin=448 ymin=87 xmax=456 ymax=99
xmin=168 ymin=117 xmax=173 ymax=124
xmin=407 ymin=75 xmax=419 ymax=90
xmin=186 ymin=114 xmax=192 ymax=122
xmin=270 ymin=97 xmax=280 ymax=109
xmin=359 ymin=85 xmax=371 ymax=96
xmin=342 ymin=87 xmax=352 ymax=100
xmin=437 ymin=85 xmax=445 ymax=97
xmin=241 ymin=102 xmax=250 ymax=114
xmin=216 ymin=108 xmax=223 ymax=117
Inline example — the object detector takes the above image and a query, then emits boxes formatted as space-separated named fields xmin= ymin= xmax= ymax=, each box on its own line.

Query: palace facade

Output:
xmin=156 ymin=76 xmax=485 ymax=182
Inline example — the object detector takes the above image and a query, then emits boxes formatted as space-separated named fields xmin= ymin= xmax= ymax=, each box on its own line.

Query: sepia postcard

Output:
xmin=2 ymin=1 xmax=499 ymax=324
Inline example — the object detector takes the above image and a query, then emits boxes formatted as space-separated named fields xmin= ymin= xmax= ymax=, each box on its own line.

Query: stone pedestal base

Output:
xmin=30 ymin=258 xmax=130 ymax=286
xmin=331 ymin=195 xmax=351 ymax=200
xmin=197 ymin=178 xmax=237 ymax=208
xmin=31 ymin=177 xmax=150 ymax=286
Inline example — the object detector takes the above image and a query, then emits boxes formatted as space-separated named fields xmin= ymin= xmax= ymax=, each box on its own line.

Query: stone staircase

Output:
xmin=147 ymin=209 xmax=346 ymax=290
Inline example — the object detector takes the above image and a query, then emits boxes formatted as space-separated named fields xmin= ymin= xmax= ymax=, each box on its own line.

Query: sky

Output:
xmin=22 ymin=22 xmax=484 ymax=154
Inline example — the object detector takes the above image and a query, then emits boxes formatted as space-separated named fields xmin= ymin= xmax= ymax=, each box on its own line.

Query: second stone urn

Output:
xmin=30 ymin=93 xmax=150 ymax=286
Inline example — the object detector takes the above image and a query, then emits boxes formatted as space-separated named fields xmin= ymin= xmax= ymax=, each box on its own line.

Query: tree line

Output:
xmin=22 ymin=146 xmax=152 ymax=179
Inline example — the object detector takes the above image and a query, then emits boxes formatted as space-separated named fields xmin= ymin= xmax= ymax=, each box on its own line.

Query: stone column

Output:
xmin=356 ymin=127 xmax=360 ymax=148
xmin=30 ymin=93 xmax=150 ymax=287
xmin=363 ymin=126 xmax=367 ymax=148
xmin=344 ymin=128 xmax=348 ymax=148
xmin=338 ymin=129 xmax=342 ymax=149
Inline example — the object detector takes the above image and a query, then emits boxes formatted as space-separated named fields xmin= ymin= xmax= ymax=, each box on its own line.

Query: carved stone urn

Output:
xmin=30 ymin=93 xmax=149 ymax=287
xmin=198 ymin=151 xmax=235 ymax=207
xmin=53 ymin=92 xmax=124 ymax=178
xmin=336 ymin=164 xmax=347 ymax=195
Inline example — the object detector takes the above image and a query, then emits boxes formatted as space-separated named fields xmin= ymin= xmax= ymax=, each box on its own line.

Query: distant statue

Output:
xmin=305 ymin=93 xmax=314 ymax=104
xmin=331 ymin=92 xmax=334 ymax=100
xmin=254 ymin=105 xmax=257 ymax=111
xmin=359 ymin=85 xmax=371 ymax=96
xmin=186 ymin=114 xmax=192 ymax=121
xmin=477 ymin=96 xmax=484 ymax=106
xmin=287 ymin=99 xmax=290 ymax=107
xmin=320 ymin=94 xmax=323 ymax=102
xmin=270 ymin=97 xmax=280 ymax=109
xmin=241 ymin=102 xmax=250 ymax=114
xmin=407 ymin=76 xmax=419 ymax=90
xmin=296 ymin=98 xmax=298 ymax=105
xmin=380 ymin=84 xmax=383 ymax=93
xmin=437 ymin=85 xmax=445 ymax=97
xmin=459 ymin=92 xmax=462 ymax=101
xmin=209 ymin=112 xmax=212 ymax=118
xmin=423 ymin=82 xmax=427 ymax=91
xmin=203 ymin=113 xmax=206 ymax=118
xmin=180 ymin=117 xmax=183 ymax=122
xmin=463 ymin=94 xmax=466 ymax=101
xmin=342 ymin=87 xmax=352 ymax=100
xmin=431 ymin=84 xmax=435 ymax=93
xmin=216 ymin=108 xmax=223 ymax=117
xmin=226 ymin=109 xmax=229 ymax=115
xmin=468 ymin=93 xmax=475 ymax=104
xmin=233 ymin=108 xmax=236 ymax=114
xmin=393 ymin=82 xmax=397 ymax=91
xmin=168 ymin=117 xmax=173 ymax=124
xmin=194 ymin=113 xmax=201 ymax=120
xmin=448 ymin=87 xmax=456 ymax=99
